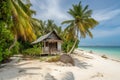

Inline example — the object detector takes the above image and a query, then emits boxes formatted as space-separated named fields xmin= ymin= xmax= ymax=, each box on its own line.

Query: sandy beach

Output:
xmin=0 ymin=49 xmax=120 ymax=80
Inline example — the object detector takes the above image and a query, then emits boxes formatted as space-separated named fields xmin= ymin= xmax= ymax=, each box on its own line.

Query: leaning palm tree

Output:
xmin=62 ymin=2 xmax=98 ymax=54
xmin=8 ymin=0 xmax=36 ymax=50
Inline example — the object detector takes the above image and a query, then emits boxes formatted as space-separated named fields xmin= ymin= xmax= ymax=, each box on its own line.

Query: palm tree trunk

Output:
xmin=8 ymin=10 xmax=18 ymax=51
xmin=68 ymin=38 xmax=78 ymax=54
xmin=9 ymin=34 xmax=17 ymax=51
xmin=68 ymin=28 xmax=79 ymax=54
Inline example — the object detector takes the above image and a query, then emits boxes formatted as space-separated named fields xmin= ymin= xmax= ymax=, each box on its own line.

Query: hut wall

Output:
xmin=44 ymin=47 xmax=49 ymax=51
xmin=57 ymin=42 xmax=61 ymax=51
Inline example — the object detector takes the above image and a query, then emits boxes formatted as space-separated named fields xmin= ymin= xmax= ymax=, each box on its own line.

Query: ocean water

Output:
xmin=79 ymin=46 xmax=120 ymax=59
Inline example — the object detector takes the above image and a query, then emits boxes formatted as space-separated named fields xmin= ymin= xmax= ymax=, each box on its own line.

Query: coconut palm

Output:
xmin=55 ymin=26 xmax=63 ymax=37
xmin=8 ymin=0 xmax=36 ymax=50
xmin=45 ymin=20 xmax=57 ymax=33
xmin=45 ymin=20 xmax=64 ymax=38
xmin=31 ymin=19 xmax=62 ymax=37
xmin=62 ymin=2 xmax=98 ymax=54
xmin=31 ymin=19 xmax=45 ymax=37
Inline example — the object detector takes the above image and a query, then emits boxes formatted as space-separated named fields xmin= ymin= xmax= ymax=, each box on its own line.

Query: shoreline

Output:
xmin=0 ymin=49 xmax=120 ymax=80
xmin=78 ymin=47 xmax=120 ymax=60
xmin=76 ymin=48 xmax=120 ymax=63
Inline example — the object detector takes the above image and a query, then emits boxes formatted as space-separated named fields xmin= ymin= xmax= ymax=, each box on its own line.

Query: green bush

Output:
xmin=2 ymin=49 xmax=12 ymax=60
xmin=22 ymin=47 xmax=42 ymax=57
xmin=19 ymin=41 xmax=32 ymax=52
xmin=0 ymin=23 xmax=14 ymax=63
xmin=0 ymin=48 xmax=3 ymax=62
xmin=62 ymin=39 xmax=79 ymax=53
xmin=11 ymin=41 xmax=20 ymax=54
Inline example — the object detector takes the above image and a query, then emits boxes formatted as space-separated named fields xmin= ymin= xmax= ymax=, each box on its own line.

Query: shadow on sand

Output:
xmin=74 ymin=58 xmax=92 ymax=69
xmin=0 ymin=58 xmax=43 ymax=80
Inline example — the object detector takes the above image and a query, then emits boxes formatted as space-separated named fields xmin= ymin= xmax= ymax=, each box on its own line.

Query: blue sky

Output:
xmin=30 ymin=0 xmax=120 ymax=46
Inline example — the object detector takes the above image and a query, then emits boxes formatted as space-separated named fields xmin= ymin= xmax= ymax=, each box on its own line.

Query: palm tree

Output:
xmin=62 ymin=2 xmax=98 ymax=54
xmin=31 ymin=19 xmax=45 ymax=37
xmin=8 ymin=0 xmax=36 ymax=50
xmin=45 ymin=20 xmax=57 ymax=33
xmin=45 ymin=20 xmax=64 ymax=38
xmin=31 ymin=19 xmax=62 ymax=38
xmin=55 ymin=26 xmax=63 ymax=37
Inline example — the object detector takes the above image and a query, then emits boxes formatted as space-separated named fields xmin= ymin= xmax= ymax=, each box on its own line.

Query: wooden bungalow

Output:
xmin=31 ymin=30 xmax=62 ymax=54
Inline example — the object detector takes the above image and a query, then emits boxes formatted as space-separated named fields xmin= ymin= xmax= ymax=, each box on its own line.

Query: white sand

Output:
xmin=0 ymin=49 xmax=120 ymax=80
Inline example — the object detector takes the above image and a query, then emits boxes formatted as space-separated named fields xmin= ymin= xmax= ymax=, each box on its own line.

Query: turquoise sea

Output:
xmin=79 ymin=46 xmax=120 ymax=59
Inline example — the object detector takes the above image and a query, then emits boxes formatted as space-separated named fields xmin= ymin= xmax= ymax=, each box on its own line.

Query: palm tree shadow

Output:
xmin=0 ymin=59 xmax=43 ymax=80
xmin=74 ymin=58 xmax=92 ymax=69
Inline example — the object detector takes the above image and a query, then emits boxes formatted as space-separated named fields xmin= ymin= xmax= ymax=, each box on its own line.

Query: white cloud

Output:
xmin=92 ymin=27 xmax=120 ymax=38
xmin=30 ymin=0 xmax=70 ymax=24
xmin=92 ymin=9 xmax=120 ymax=22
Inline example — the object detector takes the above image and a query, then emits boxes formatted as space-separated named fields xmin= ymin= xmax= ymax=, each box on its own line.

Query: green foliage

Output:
xmin=0 ymin=48 xmax=3 ymax=62
xmin=34 ymin=19 xmax=63 ymax=37
xmin=19 ymin=41 xmax=32 ymax=52
xmin=0 ymin=0 xmax=14 ymax=63
xmin=11 ymin=42 xmax=20 ymax=54
xmin=0 ymin=0 xmax=12 ymax=25
xmin=22 ymin=47 xmax=42 ymax=57
xmin=62 ymin=39 xmax=79 ymax=53
xmin=2 ymin=49 xmax=12 ymax=61
xmin=0 ymin=24 xmax=14 ymax=62
xmin=8 ymin=0 xmax=36 ymax=42
xmin=0 ymin=24 xmax=14 ymax=48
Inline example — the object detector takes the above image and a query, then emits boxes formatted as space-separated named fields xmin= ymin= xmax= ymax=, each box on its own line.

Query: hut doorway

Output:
xmin=49 ymin=42 xmax=57 ymax=53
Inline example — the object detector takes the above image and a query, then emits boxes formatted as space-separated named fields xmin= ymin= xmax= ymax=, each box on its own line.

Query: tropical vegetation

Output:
xmin=0 ymin=0 xmax=98 ymax=63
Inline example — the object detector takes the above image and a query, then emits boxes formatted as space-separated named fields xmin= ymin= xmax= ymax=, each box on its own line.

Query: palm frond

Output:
xmin=62 ymin=1 xmax=98 ymax=40
xmin=82 ymin=5 xmax=89 ymax=13
xmin=61 ymin=20 xmax=74 ymax=24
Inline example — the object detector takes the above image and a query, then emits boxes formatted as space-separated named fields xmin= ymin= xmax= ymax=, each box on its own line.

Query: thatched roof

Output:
xmin=31 ymin=30 xmax=62 ymax=44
